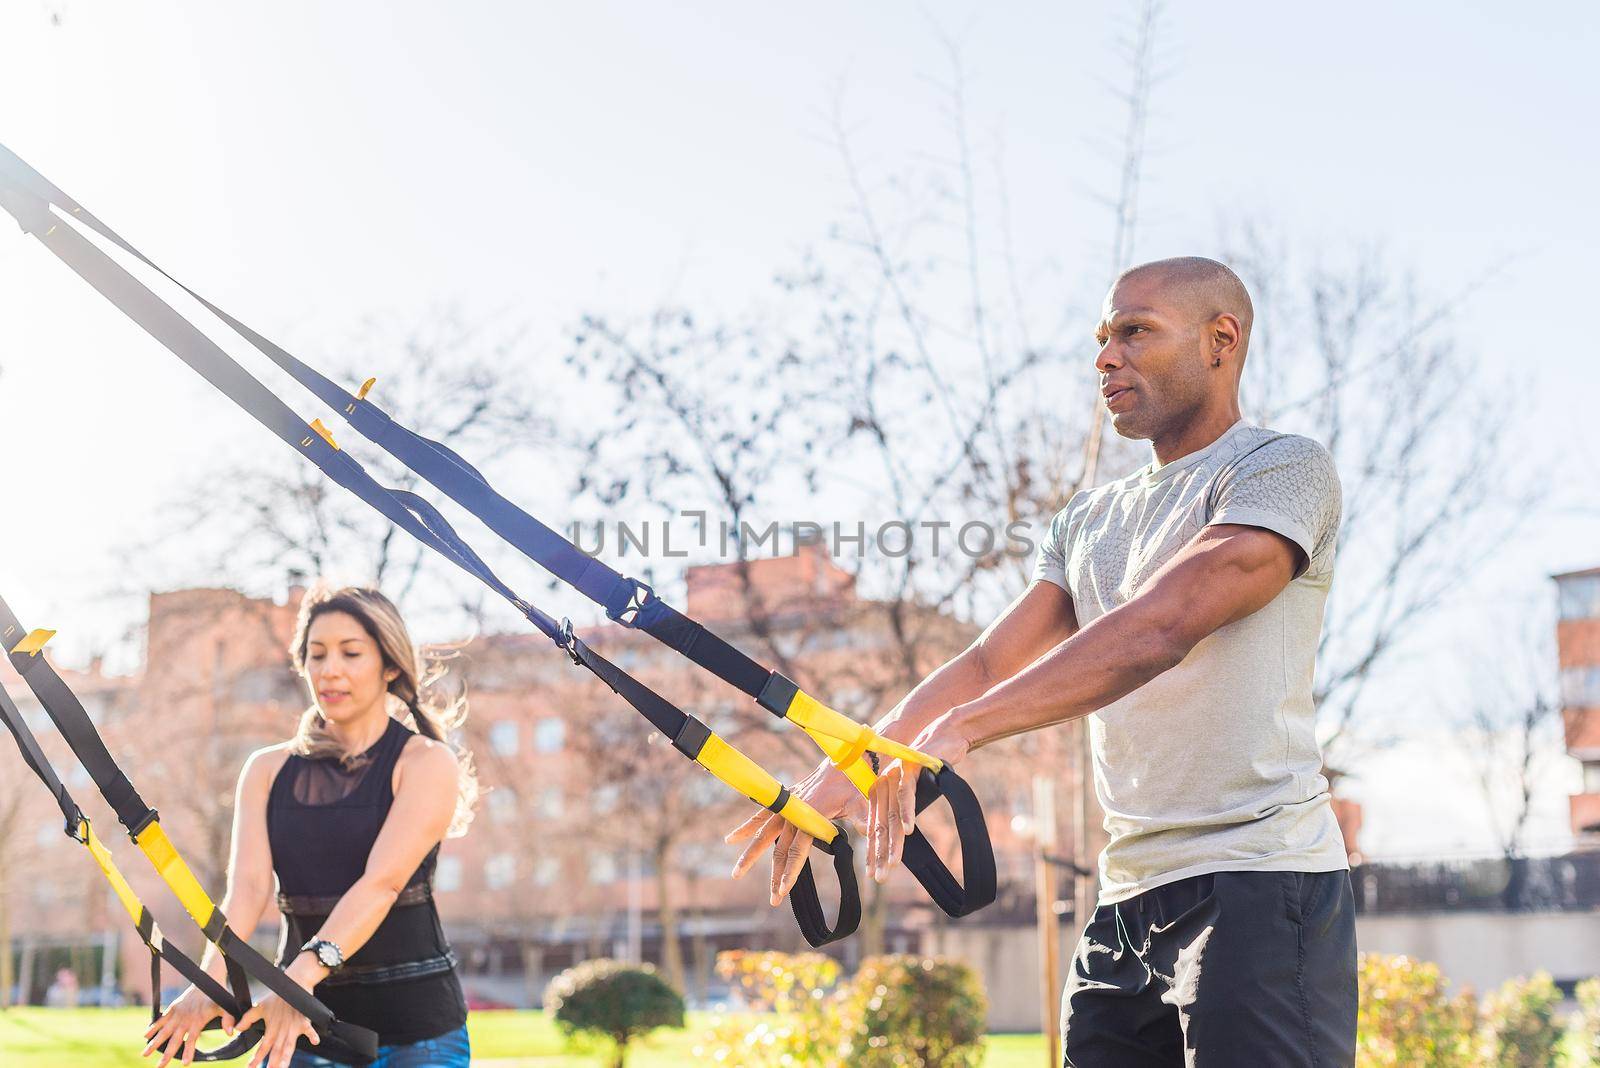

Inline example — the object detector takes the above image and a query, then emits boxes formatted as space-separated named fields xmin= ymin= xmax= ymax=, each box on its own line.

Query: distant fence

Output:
xmin=1353 ymin=851 xmax=1600 ymax=914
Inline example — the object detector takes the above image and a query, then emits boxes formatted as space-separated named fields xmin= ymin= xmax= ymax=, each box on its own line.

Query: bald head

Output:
xmin=1094 ymin=256 xmax=1254 ymax=450
xmin=1116 ymin=256 xmax=1254 ymax=364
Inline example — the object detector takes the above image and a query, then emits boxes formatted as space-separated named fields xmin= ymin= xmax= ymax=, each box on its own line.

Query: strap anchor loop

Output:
xmin=556 ymin=618 xmax=582 ymax=665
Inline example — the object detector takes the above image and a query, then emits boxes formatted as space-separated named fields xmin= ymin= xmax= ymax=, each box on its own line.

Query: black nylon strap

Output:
xmin=0 ymin=591 xmax=375 ymax=1065
xmin=788 ymin=827 xmax=862 ymax=948
xmin=0 ymin=144 xmax=888 ymax=939
xmin=0 ymin=674 xmax=261 ymax=1060
xmin=1 ymin=602 xmax=153 ymax=835
xmin=900 ymin=766 xmax=998 ymax=918
xmin=0 ymin=678 xmax=81 ymax=833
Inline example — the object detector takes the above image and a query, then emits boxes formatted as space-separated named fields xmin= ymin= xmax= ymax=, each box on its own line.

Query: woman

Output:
xmin=144 ymin=587 xmax=478 ymax=1068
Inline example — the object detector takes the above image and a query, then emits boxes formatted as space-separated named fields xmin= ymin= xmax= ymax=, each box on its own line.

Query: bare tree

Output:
xmin=127 ymin=310 xmax=547 ymax=629
xmin=1458 ymin=618 xmax=1564 ymax=905
xmin=0 ymin=763 xmax=37 ymax=1009
xmin=562 ymin=8 xmax=1535 ymax=960
xmin=1220 ymin=231 xmax=1531 ymax=768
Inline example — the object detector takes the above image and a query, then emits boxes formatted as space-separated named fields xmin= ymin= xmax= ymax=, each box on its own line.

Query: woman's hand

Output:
xmin=236 ymin=955 xmax=324 ymax=1068
xmin=143 ymin=984 xmax=233 ymax=1068
xmin=865 ymin=711 xmax=972 ymax=882
xmin=725 ymin=760 xmax=868 ymax=906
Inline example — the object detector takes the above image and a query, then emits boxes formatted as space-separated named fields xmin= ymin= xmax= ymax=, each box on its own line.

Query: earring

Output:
xmin=1212 ymin=357 xmax=1222 ymax=368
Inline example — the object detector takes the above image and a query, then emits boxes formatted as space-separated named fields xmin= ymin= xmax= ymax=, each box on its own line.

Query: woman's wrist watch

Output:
xmin=300 ymin=937 xmax=344 ymax=971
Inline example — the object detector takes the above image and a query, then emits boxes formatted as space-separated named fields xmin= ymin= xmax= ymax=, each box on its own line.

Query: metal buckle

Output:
xmin=127 ymin=808 xmax=160 ymax=842
xmin=557 ymin=618 xmax=583 ymax=665
xmin=606 ymin=578 xmax=654 ymax=627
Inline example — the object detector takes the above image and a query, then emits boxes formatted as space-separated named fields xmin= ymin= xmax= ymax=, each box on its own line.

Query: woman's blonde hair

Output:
xmin=288 ymin=585 xmax=477 ymax=837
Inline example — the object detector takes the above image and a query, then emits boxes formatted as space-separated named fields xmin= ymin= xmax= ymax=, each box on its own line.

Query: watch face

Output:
xmin=316 ymin=943 xmax=340 ymax=968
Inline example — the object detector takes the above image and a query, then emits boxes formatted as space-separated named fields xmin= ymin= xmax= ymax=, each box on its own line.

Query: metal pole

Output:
xmin=626 ymin=849 xmax=643 ymax=964
xmin=1034 ymin=776 xmax=1061 ymax=1067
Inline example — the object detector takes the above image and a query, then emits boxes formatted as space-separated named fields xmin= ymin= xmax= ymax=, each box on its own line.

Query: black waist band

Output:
xmin=319 ymin=949 xmax=459 ymax=988
xmin=278 ymin=883 xmax=433 ymax=916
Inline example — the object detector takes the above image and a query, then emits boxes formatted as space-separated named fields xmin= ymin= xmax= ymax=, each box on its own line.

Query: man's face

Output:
xmin=1093 ymin=271 xmax=1212 ymax=441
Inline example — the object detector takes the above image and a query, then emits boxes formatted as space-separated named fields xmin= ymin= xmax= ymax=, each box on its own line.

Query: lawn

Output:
xmin=0 ymin=1007 xmax=1049 ymax=1066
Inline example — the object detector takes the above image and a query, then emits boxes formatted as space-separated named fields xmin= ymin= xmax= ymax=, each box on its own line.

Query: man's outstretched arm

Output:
xmin=873 ymin=577 xmax=1081 ymax=744
xmin=726 ymin=577 xmax=1077 ymax=902
xmin=865 ymin=522 xmax=1303 ymax=878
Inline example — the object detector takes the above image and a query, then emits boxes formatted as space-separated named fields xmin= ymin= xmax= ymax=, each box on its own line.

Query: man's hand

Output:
xmin=865 ymin=712 xmax=972 ymax=882
xmin=725 ymin=760 xmax=867 ymax=906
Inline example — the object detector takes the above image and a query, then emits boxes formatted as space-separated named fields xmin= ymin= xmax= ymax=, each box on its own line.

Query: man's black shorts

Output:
xmin=1061 ymin=869 xmax=1357 ymax=1067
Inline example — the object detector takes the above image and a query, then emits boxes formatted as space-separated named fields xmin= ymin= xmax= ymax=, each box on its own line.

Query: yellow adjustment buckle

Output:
xmin=10 ymin=628 xmax=55 ymax=657
xmin=302 ymin=419 xmax=340 ymax=451
xmin=346 ymin=377 xmax=376 ymax=413
xmin=832 ymin=729 xmax=874 ymax=774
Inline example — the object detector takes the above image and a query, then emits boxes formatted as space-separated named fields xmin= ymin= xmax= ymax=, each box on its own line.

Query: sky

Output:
xmin=1 ymin=1 xmax=1596 ymax=857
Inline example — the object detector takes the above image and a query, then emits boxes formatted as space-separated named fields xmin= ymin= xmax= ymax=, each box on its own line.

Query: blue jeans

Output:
xmin=289 ymin=1025 xmax=471 ymax=1068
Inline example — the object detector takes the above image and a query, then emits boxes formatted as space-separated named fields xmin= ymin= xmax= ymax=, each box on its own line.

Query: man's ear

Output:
xmin=1211 ymin=313 xmax=1243 ymax=362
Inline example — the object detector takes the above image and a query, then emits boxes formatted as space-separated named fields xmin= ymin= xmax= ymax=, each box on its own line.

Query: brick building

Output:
xmin=1556 ymin=566 xmax=1600 ymax=839
xmin=3 ymin=546 xmax=1368 ymax=1024
xmin=1 ymin=550 xmax=1054 ymax=1010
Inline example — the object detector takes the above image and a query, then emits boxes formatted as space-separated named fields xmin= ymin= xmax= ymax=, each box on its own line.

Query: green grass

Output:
xmin=0 ymin=1007 xmax=1049 ymax=1066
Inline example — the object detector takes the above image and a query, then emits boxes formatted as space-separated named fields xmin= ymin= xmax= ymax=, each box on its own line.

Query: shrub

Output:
xmin=1575 ymin=978 xmax=1600 ymax=1066
xmin=691 ymin=950 xmax=846 ymax=1067
xmin=837 ymin=954 xmax=987 ymax=1068
xmin=1479 ymin=971 xmax=1565 ymax=1068
xmin=1356 ymin=953 xmax=1478 ymax=1067
xmin=543 ymin=959 xmax=685 ymax=1068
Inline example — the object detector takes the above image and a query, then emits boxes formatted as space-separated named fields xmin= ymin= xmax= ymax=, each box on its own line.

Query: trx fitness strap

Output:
xmin=0 ymin=147 xmax=861 ymax=949
xmin=0 ymin=594 xmax=380 ymax=1064
xmin=0 ymin=679 xmax=253 ymax=1059
xmin=0 ymin=143 xmax=994 ymax=918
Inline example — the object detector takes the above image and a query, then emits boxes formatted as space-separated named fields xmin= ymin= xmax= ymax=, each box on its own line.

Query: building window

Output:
xmin=489 ymin=788 xmax=517 ymax=824
xmin=685 ymin=772 xmax=724 ymax=809
xmin=1561 ymin=667 xmax=1600 ymax=709
xmin=485 ymin=854 xmax=516 ymax=891
xmin=1559 ymin=574 xmax=1600 ymax=621
xmin=538 ymin=786 xmax=563 ymax=820
xmin=534 ymin=718 xmax=565 ymax=753
xmin=592 ymin=784 xmax=621 ymax=814
xmin=435 ymin=855 xmax=462 ymax=893
xmin=589 ymin=853 xmax=618 ymax=885
xmin=534 ymin=857 xmax=561 ymax=887
xmin=489 ymin=720 xmax=519 ymax=757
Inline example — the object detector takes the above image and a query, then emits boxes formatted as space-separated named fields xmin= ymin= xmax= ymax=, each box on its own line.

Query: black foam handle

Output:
xmin=180 ymin=1014 xmax=378 ymax=1064
xmin=187 ymin=1020 xmax=264 ymax=1063
xmin=900 ymin=764 xmax=998 ymax=918
xmin=787 ymin=826 xmax=863 ymax=947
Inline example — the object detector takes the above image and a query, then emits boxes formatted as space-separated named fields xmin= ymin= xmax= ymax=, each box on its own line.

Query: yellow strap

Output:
xmin=783 ymin=689 xmax=943 ymax=772
xmin=696 ymin=735 xmax=838 ymax=842
xmin=346 ymin=378 xmax=377 ymax=413
xmin=839 ymin=755 xmax=879 ymax=796
xmin=135 ymin=822 xmax=222 ymax=931
xmin=305 ymin=418 xmax=340 ymax=451
xmin=833 ymin=731 xmax=874 ymax=775
xmin=79 ymin=819 xmax=145 ymax=926
xmin=9 ymin=627 xmax=55 ymax=657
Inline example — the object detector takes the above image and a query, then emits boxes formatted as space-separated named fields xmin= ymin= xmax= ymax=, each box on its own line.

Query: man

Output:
xmin=727 ymin=256 xmax=1357 ymax=1066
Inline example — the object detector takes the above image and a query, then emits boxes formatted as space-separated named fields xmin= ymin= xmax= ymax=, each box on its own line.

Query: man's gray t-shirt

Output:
xmin=1033 ymin=420 xmax=1348 ymax=904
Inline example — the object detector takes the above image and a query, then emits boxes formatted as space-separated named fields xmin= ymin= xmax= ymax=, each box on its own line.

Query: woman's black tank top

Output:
xmin=266 ymin=716 xmax=466 ymax=1047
